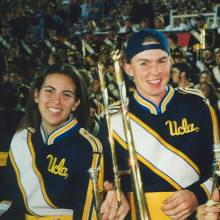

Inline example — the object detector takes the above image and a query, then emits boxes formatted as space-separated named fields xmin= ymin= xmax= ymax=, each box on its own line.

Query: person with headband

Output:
xmin=99 ymin=29 xmax=217 ymax=220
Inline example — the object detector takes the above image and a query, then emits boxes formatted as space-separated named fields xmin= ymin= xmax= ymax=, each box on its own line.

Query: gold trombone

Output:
xmin=88 ymin=47 xmax=122 ymax=219
xmin=97 ymin=62 xmax=122 ymax=208
xmin=88 ymin=167 xmax=102 ymax=220
xmin=89 ymin=45 xmax=151 ymax=219
xmin=209 ymin=106 xmax=220 ymax=204
xmin=200 ymin=104 xmax=220 ymax=214
xmin=111 ymin=49 xmax=150 ymax=220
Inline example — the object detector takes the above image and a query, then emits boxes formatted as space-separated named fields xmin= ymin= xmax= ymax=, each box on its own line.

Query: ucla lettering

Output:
xmin=165 ymin=118 xmax=200 ymax=136
xmin=47 ymin=154 xmax=68 ymax=178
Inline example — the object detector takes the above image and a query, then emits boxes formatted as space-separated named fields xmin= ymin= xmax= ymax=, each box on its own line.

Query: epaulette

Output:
xmin=79 ymin=128 xmax=102 ymax=153
xmin=177 ymin=87 xmax=209 ymax=104
xmin=178 ymin=87 xmax=204 ymax=98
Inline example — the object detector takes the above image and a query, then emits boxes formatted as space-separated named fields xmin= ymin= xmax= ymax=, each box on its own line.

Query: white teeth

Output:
xmin=48 ymin=108 xmax=61 ymax=113
xmin=149 ymin=80 xmax=161 ymax=84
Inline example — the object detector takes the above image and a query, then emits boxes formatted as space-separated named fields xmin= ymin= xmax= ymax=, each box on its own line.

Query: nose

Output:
xmin=151 ymin=62 xmax=161 ymax=76
xmin=51 ymin=93 xmax=62 ymax=104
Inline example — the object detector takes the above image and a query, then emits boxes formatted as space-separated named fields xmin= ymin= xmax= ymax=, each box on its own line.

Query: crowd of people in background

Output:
xmin=0 ymin=0 xmax=220 ymax=134
xmin=0 ymin=0 xmax=220 ymax=219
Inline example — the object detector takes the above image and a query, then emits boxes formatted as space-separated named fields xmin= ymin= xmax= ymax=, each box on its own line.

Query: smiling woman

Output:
xmin=2 ymin=65 xmax=103 ymax=220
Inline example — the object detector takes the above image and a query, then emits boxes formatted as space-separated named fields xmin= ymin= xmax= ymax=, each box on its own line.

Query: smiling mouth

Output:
xmin=48 ymin=107 xmax=61 ymax=113
xmin=148 ymin=79 xmax=161 ymax=85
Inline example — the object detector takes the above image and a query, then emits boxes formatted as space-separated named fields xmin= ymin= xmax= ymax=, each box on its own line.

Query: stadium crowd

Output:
xmin=0 ymin=0 xmax=220 ymax=219
xmin=0 ymin=0 xmax=220 ymax=132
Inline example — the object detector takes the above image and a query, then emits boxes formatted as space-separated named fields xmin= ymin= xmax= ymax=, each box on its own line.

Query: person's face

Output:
xmin=34 ymin=73 xmax=80 ymax=134
xmin=4 ymin=72 xmax=22 ymax=87
xmin=202 ymin=50 xmax=212 ymax=60
xmin=215 ymin=53 xmax=220 ymax=65
xmin=200 ymin=73 xmax=210 ymax=82
xmin=124 ymin=49 xmax=171 ymax=104
xmin=171 ymin=67 xmax=180 ymax=84
xmin=48 ymin=54 xmax=55 ymax=66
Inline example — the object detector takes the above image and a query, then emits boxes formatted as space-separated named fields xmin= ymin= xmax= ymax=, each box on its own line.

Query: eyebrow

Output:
xmin=42 ymin=85 xmax=75 ymax=94
xmin=137 ymin=56 xmax=168 ymax=62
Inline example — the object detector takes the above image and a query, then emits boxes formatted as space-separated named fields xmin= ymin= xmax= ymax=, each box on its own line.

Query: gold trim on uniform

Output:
xmin=129 ymin=113 xmax=200 ymax=175
xmin=9 ymin=149 xmax=36 ymax=216
xmin=25 ymin=214 xmax=73 ymax=220
xmin=48 ymin=119 xmax=78 ymax=145
xmin=79 ymin=128 xmax=103 ymax=220
xmin=113 ymin=132 xmax=182 ymax=190
xmin=0 ymin=152 xmax=8 ymax=166
xmin=28 ymin=132 xmax=58 ymax=209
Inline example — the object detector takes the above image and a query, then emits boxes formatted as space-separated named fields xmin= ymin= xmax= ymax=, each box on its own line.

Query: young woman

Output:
xmin=3 ymin=65 xmax=103 ymax=220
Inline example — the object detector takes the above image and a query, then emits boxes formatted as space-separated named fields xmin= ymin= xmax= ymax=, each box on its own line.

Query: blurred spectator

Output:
xmin=10 ymin=8 xmax=30 ymax=40
xmin=211 ymin=48 xmax=220 ymax=93
xmin=80 ymin=0 xmax=89 ymax=24
xmin=167 ymin=32 xmax=182 ymax=55
xmin=196 ymin=47 xmax=216 ymax=72
xmin=0 ymin=82 xmax=24 ymax=204
xmin=69 ymin=0 xmax=81 ymax=23
xmin=130 ymin=0 xmax=154 ymax=28
xmin=199 ymin=81 xmax=220 ymax=120
xmin=119 ymin=17 xmax=137 ymax=34
xmin=194 ymin=70 xmax=212 ymax=89
xmin=153 ymin=14 xmax=165 ymax=30
xmin=47 ymin=52 xmax=61 ymax=67
xmin=3 ymin=67 xmax=30 ymax=111
xmin=165 ymin=18 xmax=189 ymax=31
xmin=170 ymin=63 xmax=194 ymax=89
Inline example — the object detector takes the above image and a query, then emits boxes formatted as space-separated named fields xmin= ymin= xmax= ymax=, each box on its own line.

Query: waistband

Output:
xmin=25 ymin=214 xmax=73 ymax=220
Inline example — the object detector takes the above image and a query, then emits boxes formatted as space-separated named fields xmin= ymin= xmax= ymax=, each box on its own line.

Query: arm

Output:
xmin=161 ymin=101 xmax=216 ymax=219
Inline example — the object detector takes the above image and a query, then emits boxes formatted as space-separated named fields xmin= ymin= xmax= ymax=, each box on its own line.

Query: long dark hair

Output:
xmin=18 ymin=64 xmax=91 ymax=131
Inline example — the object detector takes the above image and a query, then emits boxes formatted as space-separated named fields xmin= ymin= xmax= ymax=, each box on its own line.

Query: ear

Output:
xmin=72 ymin=99 xmax=80 ymax=111
xmin=123 ymin=63 xmax=133 ymax=77
xmin=34 ymin=89 xmax=39 ymax=103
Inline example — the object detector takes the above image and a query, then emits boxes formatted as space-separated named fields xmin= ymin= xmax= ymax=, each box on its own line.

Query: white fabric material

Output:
xmin=10 ymin=130 xmax=73 ymax=216
xmin=111 ymin=114 xmax=199 ymax=188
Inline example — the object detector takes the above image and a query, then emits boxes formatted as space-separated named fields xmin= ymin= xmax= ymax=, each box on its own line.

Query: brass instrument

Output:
xmin=211 ymin=144 xmax=220 ymax=195
xmin=207 ymin=106 xmax=220 ymax=209
xmin=112 ymin=49 xmax=150 ymax=220
xmin=88 ymin=167 xmax=102 ymax=220
xmin=87 ymin=49 xmax=122 ymax=219
xmin=89 ymin=45 xmax=150 ymax=219
xmin=98 ymin=62 xmax=122 ymax=207
xmin=210 ymin=106 xmax=220 ymax=195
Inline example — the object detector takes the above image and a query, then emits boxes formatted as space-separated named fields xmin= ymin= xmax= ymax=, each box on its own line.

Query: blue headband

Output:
xmin=125 ymin=29 xmax=170 ymax=62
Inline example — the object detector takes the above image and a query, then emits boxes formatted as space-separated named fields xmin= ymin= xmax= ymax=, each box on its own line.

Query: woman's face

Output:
xmin=34 ymin=73 xmax=80 ymax=134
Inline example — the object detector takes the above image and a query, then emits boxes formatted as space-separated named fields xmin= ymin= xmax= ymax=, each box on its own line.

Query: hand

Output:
xmin=196 ymin=189 xmax=220 ymax=220
xmin=161 ymin=190 xmax=198 ymax=220
xmin=100 ymin=181 xmax=130 ymax=220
